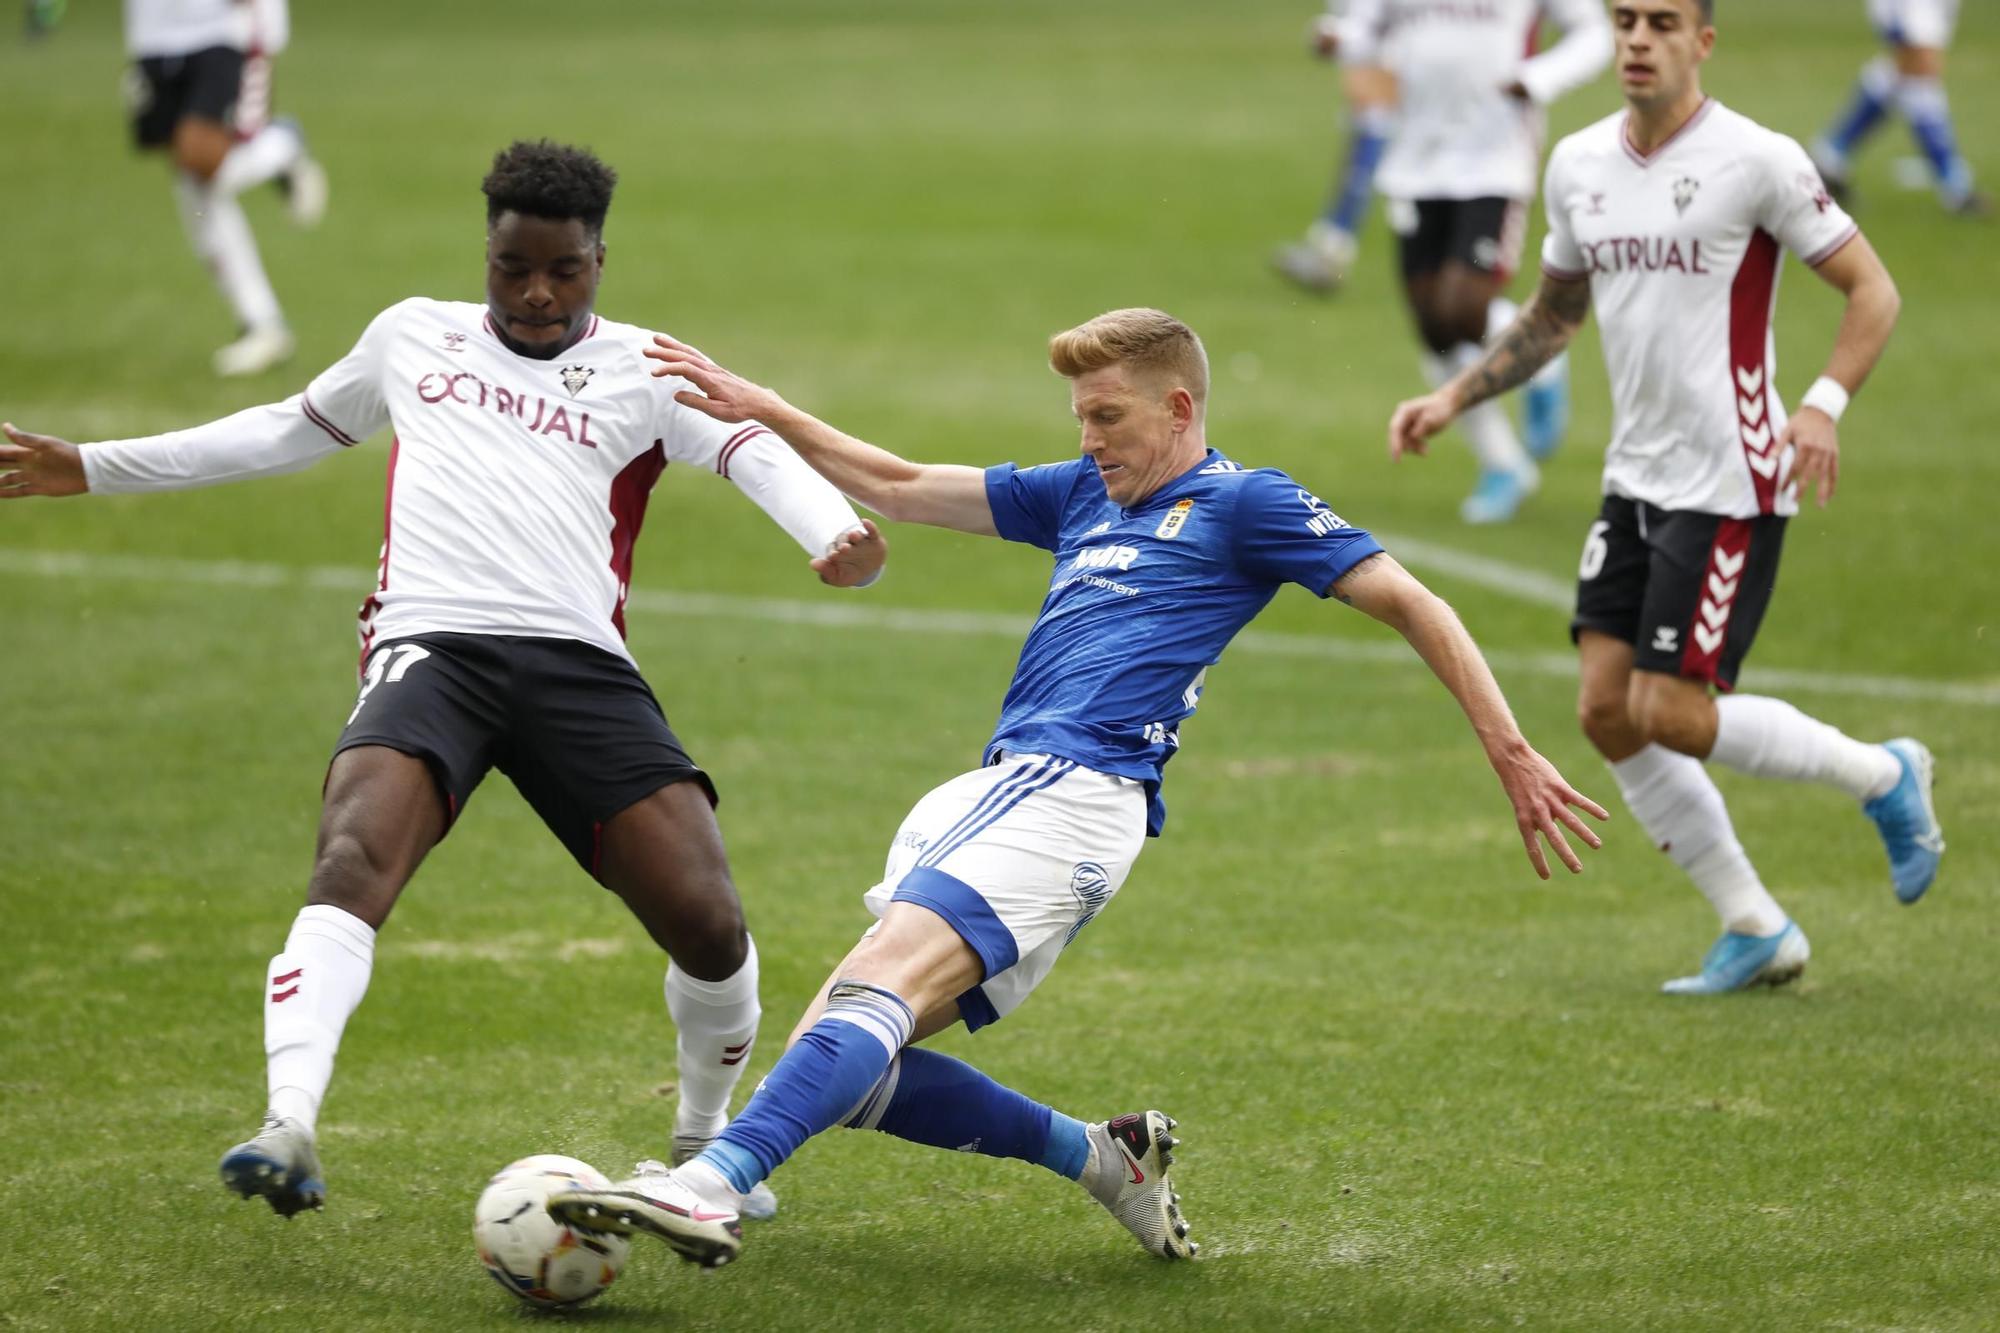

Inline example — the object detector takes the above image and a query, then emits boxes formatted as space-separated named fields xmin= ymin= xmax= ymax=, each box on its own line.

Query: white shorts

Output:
xmin=1869 ymin=0 xmax=1958 ymax=48
xmin=861 ymin=752 xmax=1148 ymax=1031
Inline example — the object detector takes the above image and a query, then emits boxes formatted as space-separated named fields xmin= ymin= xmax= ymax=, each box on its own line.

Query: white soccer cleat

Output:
xmin=219 ymin=1112 xmax=325 ymax=1217
xmin=545 ymin=1159 xmax=743 ymax=1269
xmin=1087 ymin=1111 xmax=1196 ymax=1260
xmin=213 ymin=325 xmax=295 ymax=378
xmin=1272 ymin=221 xmax=1358 ymax=295
xmin=672 ymin=1130 xmax=777 ymax=1221
xmin=283 ymin=155 xmax=330 ymax=229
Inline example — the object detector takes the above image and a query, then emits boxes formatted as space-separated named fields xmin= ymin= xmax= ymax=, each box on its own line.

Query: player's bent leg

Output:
xmin=1424 ymin=262 xmax=1536 ymax=522
xmin=593 ymin=779 xmax=776 ymax=1215
xmin=223 ymin=746 xmax=445 ymax=1215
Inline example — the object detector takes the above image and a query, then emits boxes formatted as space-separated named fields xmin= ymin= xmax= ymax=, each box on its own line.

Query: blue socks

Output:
xmin=1822 ymin=56 xmax=1895 ymax=163
xmin=1898 ymin=78 xmax=1976 ymax=203
xmin=703 ymin=981 xmax=913 ymax=1194
xmin=844 ymin=1047 xmax=1090 ymax=1180
xmin=1324 ymin=106 xmax=1392 ymax=236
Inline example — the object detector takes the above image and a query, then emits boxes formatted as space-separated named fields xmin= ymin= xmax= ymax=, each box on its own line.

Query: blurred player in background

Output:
xmin=547 ymin=308 xmax=1606 ymax=1268
xmin=1271 ymin=3 xmax=1397 ymax=295
xmin=1353 ymin=0 xmax=1612 ymax=525
xmin=1811 ymin=0 xmax=1989 ymax=218
xmin=124 ymin=0 xmax=330 ymax=377
xmin=1391 ymin=0 xmax=1943 ymax=994
xmin=1 ymin=141 xmax=886 ymax=1219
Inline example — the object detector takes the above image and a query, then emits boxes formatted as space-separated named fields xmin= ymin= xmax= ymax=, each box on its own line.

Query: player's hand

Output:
xmin=0 ymin=423 xmax=87 ymax=498
xmin=1387 ymin=391 xmax=1457 ymax=460
xmin=1309 ymin=15 xmax=1341 ymax=59
xmin=645 ymin=334 xmax=790 ymax=426
xmin=1490 ymin=742 xmax=1609 ymax=879
xmin=1780 ymin=406 xmax=1839 ymax=508
xmin=812 ymin=518 xmax=887 ymax=588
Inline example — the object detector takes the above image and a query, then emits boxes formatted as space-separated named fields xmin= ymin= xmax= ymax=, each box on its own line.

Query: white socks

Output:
xmin=665 ymin=936 xmax=761 ymax=1142
xmin=1610 ymin=744 xmax=1788 ymax=936
xmin=264 ymin=904 xmax=376 ymax=1131
xmin=1424 ymin=345 xmax=1533 ymax=474
xmin=173 ymin=172 xmax=285 ymax=333
xmin=212 ymin=120 xmax=304 ymax=197
xmin=1710 ymin=695 xmax=1899 ymax=802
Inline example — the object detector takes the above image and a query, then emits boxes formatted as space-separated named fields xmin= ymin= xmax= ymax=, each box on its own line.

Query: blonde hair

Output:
xmin=1048 ymin=308 xmax=1208 ymax=411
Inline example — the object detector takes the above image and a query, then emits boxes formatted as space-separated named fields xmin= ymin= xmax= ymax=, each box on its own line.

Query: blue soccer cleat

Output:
xmin=1458 ymin=465 xmax=1538 ymax=525
xmin=1520 ymin=352 xmax=1570 ymax=461
xmin=219 ymin=1113 xmax=325 ymax=1217
xmin=1661 ymin=921 xmax=1810 ymax=995
xmin=1863 ymin=738 xmax=1944 ymax=903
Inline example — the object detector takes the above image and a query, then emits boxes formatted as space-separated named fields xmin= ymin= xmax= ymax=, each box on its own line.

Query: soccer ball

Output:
xmin=473 ymin=1154 xmax=630 ymax=1308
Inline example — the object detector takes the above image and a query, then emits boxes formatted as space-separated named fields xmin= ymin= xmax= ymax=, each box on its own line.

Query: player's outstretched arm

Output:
xmin=647 ymin=335 xmax=998 ymax=537
xmin=1387 ymin=271 xmax=1591 ymax=460
xmin=1330 ymin=553 xmax=1609 ymax=879
xmin=0 ymin=424 xmax=87 ymax=498
xmin=1781 ymin=233 xmax=1900 ymax=508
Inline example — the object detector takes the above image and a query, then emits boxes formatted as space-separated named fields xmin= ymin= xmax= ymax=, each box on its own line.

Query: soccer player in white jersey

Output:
xmin=0 ymin=141 xmax=886 ymax=1217
xmin=123 ymin=0 xmax=329 ymax=377
xmin=544 ymin=308 xmax=1608 ymax=1267
xmin=1389 ymin=0 xmax=1945 ymax=994
xmin=1351 ymin=0 xmax=1612 ymax=524
xmin=1811 ymin=0 xmax=1988 ymax=218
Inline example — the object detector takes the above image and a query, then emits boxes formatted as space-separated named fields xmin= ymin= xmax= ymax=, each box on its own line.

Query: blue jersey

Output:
xmin=982 ymin=447 xmax=1384 ymax=835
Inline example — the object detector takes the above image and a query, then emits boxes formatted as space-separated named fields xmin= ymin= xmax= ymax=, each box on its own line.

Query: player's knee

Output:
xmin=171 ymin=129 xmax=226 ymax=182
xmin=1578 ymin=692 xmax=1634 ymax=754
xmin=665 ymin=898 xmax=748 ymax=980
xmin=1628 ymin=683 xmax=1708 ymax=757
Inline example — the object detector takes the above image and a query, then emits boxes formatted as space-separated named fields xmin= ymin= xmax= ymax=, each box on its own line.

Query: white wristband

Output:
xmin=1800 ymin=376 xmax=1850 ymax=423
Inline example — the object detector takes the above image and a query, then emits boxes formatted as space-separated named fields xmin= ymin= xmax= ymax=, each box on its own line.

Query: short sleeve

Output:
xmin=1230 ymin=470 xmax=1385 ymax=597
xmin=1540 ymin=147 xmax=1587 ymax=280
xmin=984 ymin=460 xmax=1084 ymax=553
xmin=1335 ymin=0 xmax=1388 ymax=64
xmin=1759 ymin=132 xmax=1860 ymax=267
xmin=301 ymin=301 xmax=401 ymax=446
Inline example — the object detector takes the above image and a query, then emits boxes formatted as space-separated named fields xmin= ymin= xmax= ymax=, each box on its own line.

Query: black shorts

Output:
xmin=1393 ymin=196 xmax=1528 ymax=279
xmin=331 ymin=633 xmax=716 ymax=878
xmin=127 ymin=45 xmax=245 ymax=148
xmin=1571 ymin=495 xmax=1787 ymax=691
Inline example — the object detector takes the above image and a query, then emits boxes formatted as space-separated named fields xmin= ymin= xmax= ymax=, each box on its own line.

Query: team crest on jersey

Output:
xmin=1297 ymin=488 xmax=1348 ymax=537
xmin=1155 ymin=498 xmax=1194 ymax=540
xmin=559 ymin=364 xmax=595 ymax=398
xmin=442 ymin=331 xmax=467 ymax=353
xmin=1797 ymin=170 xmax=1834 ymax=214
xmin=1672 ymin=175 xmax=1700 ymax=215
xmin=1585 ymin=192 xmax=1607 ymax=216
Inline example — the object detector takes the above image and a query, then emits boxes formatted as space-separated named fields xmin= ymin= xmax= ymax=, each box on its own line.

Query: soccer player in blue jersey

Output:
xmin=551 ymin=308 xmax=1607 ymax=1266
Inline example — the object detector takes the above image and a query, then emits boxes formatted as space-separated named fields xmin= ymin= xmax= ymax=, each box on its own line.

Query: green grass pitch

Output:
xmin=2 ymin=2 xmax=1996 ymax=1328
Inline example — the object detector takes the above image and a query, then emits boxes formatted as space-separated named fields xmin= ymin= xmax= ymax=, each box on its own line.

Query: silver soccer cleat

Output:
xmin=546 ymin=1159 xmax=743 ymax=1269
xmin=1089 ymin=1110 xmax=1197 ymax=1260
xmin=219 ymin=1112 xmax=325 ymax=1217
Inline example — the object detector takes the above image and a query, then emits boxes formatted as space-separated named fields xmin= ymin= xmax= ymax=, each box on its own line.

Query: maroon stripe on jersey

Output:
xmin=355 ymin=435 xmax=402 ymax=672
xmin=1678 ymin=518 xmax=1753 ymax=687
xmin=1620 ymin=97 xmax=1715 ymax=168
xmin=716 ymin=425 xmax=770 ymax=480
xmin=586 ymin=315 xmax=601 ymax=340
xmin=1728 ymin=228 xmax=1782 ymax=514
xmin=302 ymin=393 xmax=359 ymax=446
xmin=608 ymin=440 xmax=669 ymax=640
xmin=1804 ymin=224 xmax=1860 ymax=269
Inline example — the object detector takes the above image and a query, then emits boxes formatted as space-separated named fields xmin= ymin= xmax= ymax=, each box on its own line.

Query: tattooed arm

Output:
xmin=1386 ymin=272 xmax=1593 ymax=459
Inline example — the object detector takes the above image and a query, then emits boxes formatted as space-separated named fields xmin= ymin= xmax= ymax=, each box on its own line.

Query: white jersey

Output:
xmin=81 ymin=298 xmax=867 ymax=663
xmin=1868 ymin=0 xmax=1958 ymax=49
xmin=1541 ymin=101 xmax=1861 ymax=518
xmin=126 ymin=0 xmax=285 ymax=57
xmin=1342 ymin=0 xmax=1611 ymax=201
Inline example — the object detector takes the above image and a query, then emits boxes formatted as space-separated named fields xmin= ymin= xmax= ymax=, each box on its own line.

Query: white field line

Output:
xmin=7 ymin=546 xmax=1997 ymax=708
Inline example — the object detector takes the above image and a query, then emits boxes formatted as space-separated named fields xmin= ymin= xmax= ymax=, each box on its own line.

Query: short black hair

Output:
xmin=482 ymin=140 xmax=617 ymax=235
